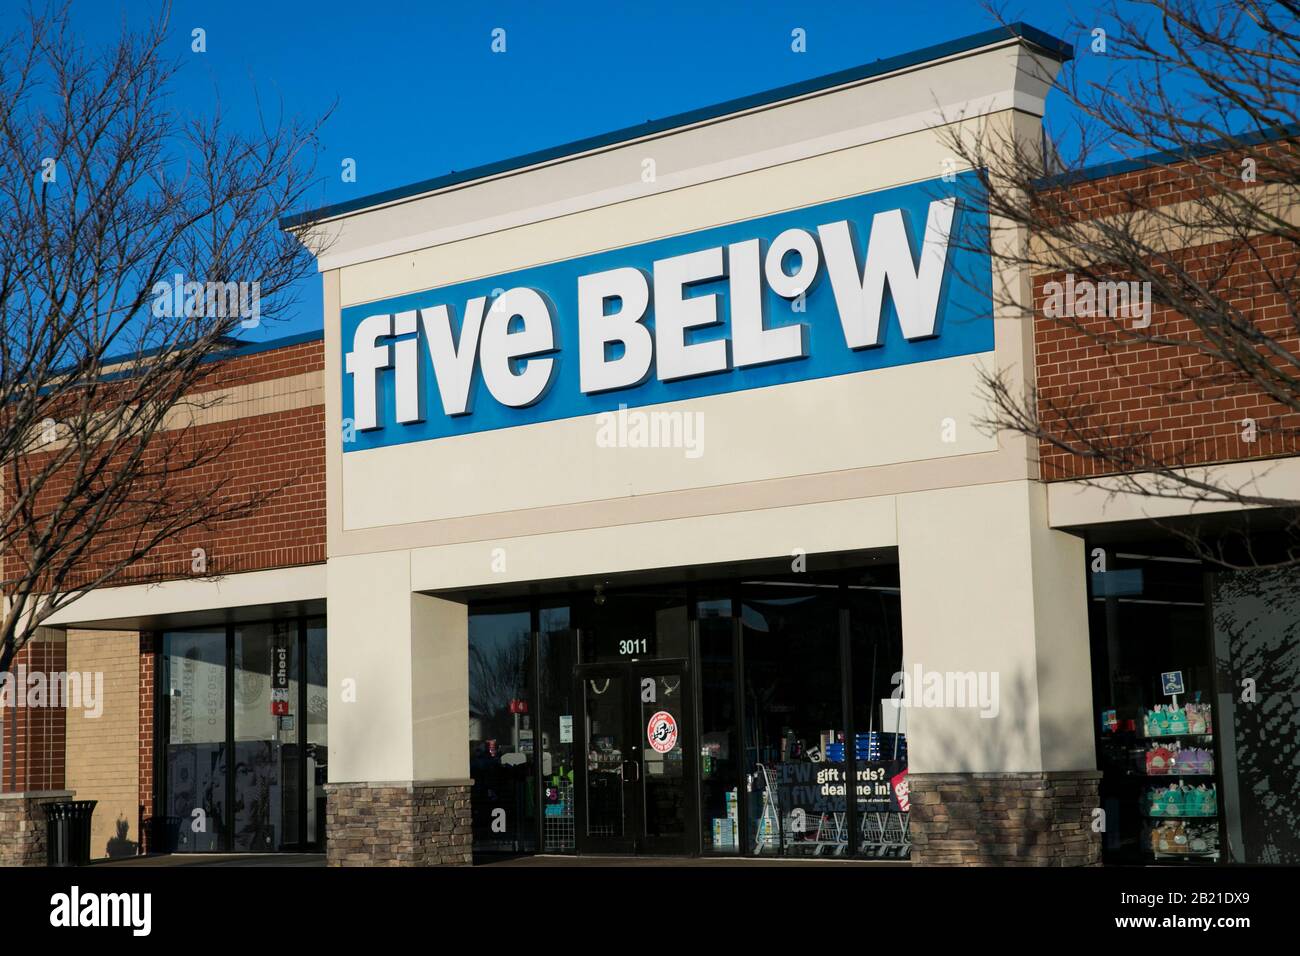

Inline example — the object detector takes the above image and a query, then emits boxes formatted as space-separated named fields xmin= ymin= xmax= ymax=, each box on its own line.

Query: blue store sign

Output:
xmin=341 ymin=172 xmax=992 ymax=450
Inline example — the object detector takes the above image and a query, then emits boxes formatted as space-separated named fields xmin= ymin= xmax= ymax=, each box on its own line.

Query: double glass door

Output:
xmin=576 ymin=661 xmax=694 ymax=855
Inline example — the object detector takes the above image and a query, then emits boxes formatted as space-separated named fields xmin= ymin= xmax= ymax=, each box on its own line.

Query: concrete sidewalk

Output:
xmin=95 ymin=853 xmax=326 ymax=867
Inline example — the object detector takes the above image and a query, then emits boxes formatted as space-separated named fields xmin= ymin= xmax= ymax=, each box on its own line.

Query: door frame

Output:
xmin=573 ymin=658 xmax=697 ymax=856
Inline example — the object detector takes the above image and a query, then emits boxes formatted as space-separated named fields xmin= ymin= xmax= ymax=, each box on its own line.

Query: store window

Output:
xmin=538 ymin=605 xmax=577 ymax=853
xmin=163 ymin=629 xmax=228 ymax=852
xmin=233 ymin=622 xmax=298 ymax=851
xmin=742 ymin=582 xmax=846 ymax=857
xmin=697 ymin=593 xmax=738 ymax=854
xmin=849 ymin=581 xmax=910 ymax=859
xmin=467 ymin=606 xmax=536 ymax=854
xmin=1090 ymin=550 xmax=1220 ymax=863
xmin=159 ymin=618 xmax=326 ymax=853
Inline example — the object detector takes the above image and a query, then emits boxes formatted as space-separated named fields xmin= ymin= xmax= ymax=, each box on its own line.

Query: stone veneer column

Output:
xmin=325 ymin=781 xmax=471 ymax=866
xmin=0 ymin=790 xmax=75 ymax=865
xmin=897 ymin=481 xmax=1101 ymax=866
xmin=326 ymin=551 xmax=471 ymax=866
xmin=909 ymin=771 xmax=1102 ymax=865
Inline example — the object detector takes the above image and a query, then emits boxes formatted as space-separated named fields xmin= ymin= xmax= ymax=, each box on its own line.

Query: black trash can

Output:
xmin=44 ymin=800 xmax=97 ymax=867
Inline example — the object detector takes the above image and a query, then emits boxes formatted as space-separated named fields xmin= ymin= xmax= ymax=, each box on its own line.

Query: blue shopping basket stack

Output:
xmin=825 ymin=732 xmax=907 ymax=763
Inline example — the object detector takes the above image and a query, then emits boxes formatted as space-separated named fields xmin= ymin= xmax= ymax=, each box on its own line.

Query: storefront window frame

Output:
xmin=153 ymin=614 xmax=326 ymax=854
xmin=1086 ymin=543 xmax=1229 ymax=865
xmin=465 ymin=560 xmax=904 ymax=860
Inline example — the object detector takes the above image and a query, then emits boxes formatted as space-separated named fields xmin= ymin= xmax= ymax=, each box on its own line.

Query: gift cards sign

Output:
xmin=341 ymin=173 xmax=993 ymax=451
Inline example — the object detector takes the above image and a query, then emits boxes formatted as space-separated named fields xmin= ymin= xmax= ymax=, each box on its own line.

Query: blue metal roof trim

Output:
xmin=1033 ymin=123 xmax=1300 ymax=189
xmin=281 ymin=22 xmax=1072 ymax=229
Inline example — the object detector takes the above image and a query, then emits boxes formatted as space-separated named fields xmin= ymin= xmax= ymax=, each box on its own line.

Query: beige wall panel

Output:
xmin=898 ymin=480 xmax=1093 ymax=775
xmin=327 ymin=551 xmax=470 ymax=784
xmin=342 ymin=354 xmax=996 ymax=531
xmin=327 ymin=550 xmax=417 ymax=783
xmin=410 ymin=494 xmax=898 ymax=593
xmin=338 ymin=116 xmax=1013 ymax=308
xmin=64 ymin=630 xmax=140 ymax=860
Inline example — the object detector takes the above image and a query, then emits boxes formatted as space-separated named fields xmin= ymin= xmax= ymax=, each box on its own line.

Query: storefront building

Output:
xmin=4 ymin=23 xmax=1297 ymax=867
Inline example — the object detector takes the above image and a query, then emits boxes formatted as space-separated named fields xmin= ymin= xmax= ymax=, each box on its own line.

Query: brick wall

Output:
xmin=64 ymin=630 xmax=141 ymax=860
xmin=1032 ymin=149 xmax=1300 ymax=481
xmin=3 ymin=336 xmax=326 ymax=591
xmin=1 ymin=631 xmax=68 ymax=793
xmin=1036 ymin=143 xmax=1291 ymax=224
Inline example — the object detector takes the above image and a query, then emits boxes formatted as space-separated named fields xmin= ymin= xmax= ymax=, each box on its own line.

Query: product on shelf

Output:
xmin=1142 ymin=702 xmax=1214 ymax=737
xmin=1178 ymin=746 xmax=1214 ymax=774
xmin=824 ymin=732 xmax=908 ymax=762
xmin=1149 ymin=819 xmax=1219 ymax=857
xmin=1186 ymin=702 xmax=1213 ymax=734
xmin=1145 ymin=745 xmax=1176 ymax=774
xmin=1141 ymin=742 xmax=1216 ymax=775
xmin=1145 ymin=781 xmax=1217 ymax=817
xmin=711 ymin=788 xmax=739 ymax=848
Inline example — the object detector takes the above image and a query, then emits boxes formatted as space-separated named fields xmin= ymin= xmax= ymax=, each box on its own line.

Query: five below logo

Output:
xmin=345 ymin=196 xmax=958 ymax=433
xmin=50 ymin=886 xmax=151 ymax=937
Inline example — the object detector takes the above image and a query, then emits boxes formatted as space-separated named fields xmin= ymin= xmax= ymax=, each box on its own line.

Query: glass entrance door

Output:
xmin=576 ymin=661 xmax=693 ymax=855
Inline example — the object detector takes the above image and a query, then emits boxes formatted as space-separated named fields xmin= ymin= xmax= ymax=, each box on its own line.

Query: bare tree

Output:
xmin=0 ymin=2 xmax=328 ymax=670
xmin=945 ymin=1 xmax=1300 ymax=566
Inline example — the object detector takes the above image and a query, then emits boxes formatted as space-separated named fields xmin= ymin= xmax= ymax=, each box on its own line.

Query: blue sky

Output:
xmin=5 ymin=0 xmax=1117 ymax=342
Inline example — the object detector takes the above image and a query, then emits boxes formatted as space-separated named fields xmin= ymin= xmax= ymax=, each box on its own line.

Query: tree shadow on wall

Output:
xmin=911 ymin=660 xmax=1102 ymax=862
xmin=106 ymin=816 xmax=137 ymax=859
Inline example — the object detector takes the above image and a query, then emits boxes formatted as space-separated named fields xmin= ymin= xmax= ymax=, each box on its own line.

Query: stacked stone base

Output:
xmin=909 ymin=771 xmax=1101 ymax=866
xmin=0 ymin=790 xmax=75 ymax=866
xmin=325 ymin=781 xmax=471 ymax=866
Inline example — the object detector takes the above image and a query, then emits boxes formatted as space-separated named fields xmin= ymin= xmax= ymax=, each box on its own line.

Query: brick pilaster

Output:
xmin=138 ymin=632 xmax=156 ymax=855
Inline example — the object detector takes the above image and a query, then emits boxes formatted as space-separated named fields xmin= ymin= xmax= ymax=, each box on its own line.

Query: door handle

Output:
xmin=623 ymin=759 xmax=640 ymax=783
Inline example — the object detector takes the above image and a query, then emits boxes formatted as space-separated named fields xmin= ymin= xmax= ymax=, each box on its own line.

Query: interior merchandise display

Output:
xmin=1097 ymin=689 xmax=1222 ymax=863
xmin=542 ymin=768 xmax=575 ymax=851
xmin=1149 ymin=820 xmax=1219 ymax=856
xmin=711 ymin=788 xmax=739 ymax=849
xmin=1136 ymin=695 xmax=1220 ymax=861
xmin=825 ymin=732 xmax=907 ymax=762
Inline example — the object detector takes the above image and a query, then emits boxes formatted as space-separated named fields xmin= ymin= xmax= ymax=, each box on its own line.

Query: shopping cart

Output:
xmin=752 ymin=765 xmax=849 ymax=856
xmin=860 ymin=809 xmax=911 ymax=858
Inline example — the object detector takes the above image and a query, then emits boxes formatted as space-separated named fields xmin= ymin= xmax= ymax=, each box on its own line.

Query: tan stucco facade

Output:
xmin=310 ymin=36 xmax=1095 ymax=788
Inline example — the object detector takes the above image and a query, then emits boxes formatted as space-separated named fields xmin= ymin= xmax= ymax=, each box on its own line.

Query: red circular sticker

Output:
xmin=646 ymin=711 xmax=678 ymax=753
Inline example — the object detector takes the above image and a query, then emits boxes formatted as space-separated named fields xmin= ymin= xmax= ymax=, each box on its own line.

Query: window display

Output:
xmin=1090 ymin=549 xmax=1223 ymax=864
